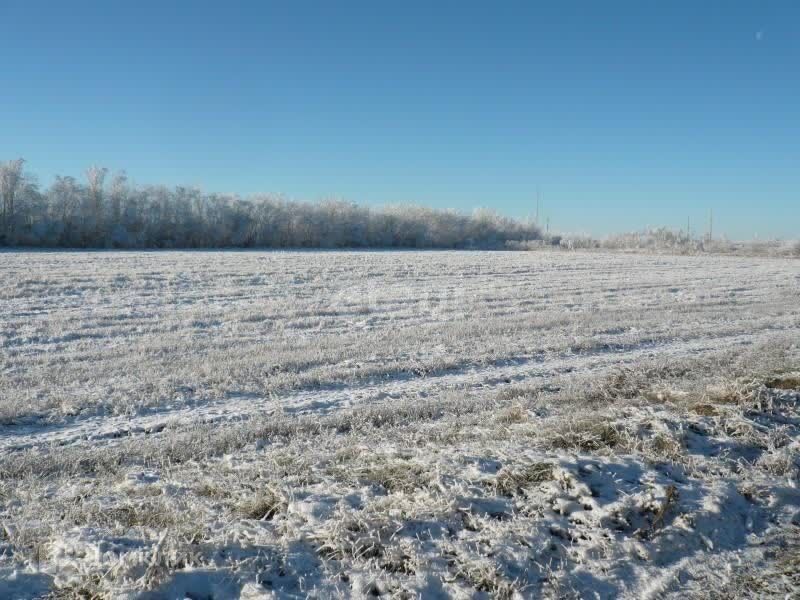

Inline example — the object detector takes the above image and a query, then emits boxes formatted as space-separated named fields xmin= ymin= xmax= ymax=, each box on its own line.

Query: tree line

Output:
xmin=0 ymin=159 xmax=541 ymax=249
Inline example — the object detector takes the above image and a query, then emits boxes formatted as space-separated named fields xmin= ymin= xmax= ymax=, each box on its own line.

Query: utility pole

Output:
xmin=708 ymin=209 xmax=713 ymax=242
xmin=687 ymin=216 xmax=691 ymax=240
xmin=536 ymin=188 xmax=540 ymax=224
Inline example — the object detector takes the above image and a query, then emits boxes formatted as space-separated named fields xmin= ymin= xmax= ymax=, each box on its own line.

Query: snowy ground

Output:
xmin=0 ymin=249 xmax=798 ymax=599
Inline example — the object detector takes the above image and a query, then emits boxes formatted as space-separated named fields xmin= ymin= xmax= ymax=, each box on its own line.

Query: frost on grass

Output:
xmin=0 ymin=250 xmax=799 ymax=598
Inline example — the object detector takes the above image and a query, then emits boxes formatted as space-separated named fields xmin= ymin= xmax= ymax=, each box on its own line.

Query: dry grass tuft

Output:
xmin=496 ymin=385 xmax=539 ymax=402
xmin=495 ymin=404 xmax=529 ymax=424
xmin=48 ymin=577 xmax=105 ymax=600
xmin=691 ymin=403 xmax=720 ymax=417
xmin=756 ymin=451 xmax=799 ymax=478
xmin=339 ymin=457 xmax=433 ymax=494
xmin=583 ymin=362 xmax=694 ymax=406
xmin=379 ymin=542 xmax=419 ymax=575
xmin=236 ymin=486 xmax=287 ymax=520
xmin=646 ymin=432 xmax=685 ymax=462
xmin=550 ymin=419 xmax=627 ymax=452
xmin=705 ymin=379 xmax=759 ymax=406
xmin=494 ymin=461 xmax=555 ymax=496
xmin=765 ymin=375 xmax=800 ymax=391
xmin=315 ymin=514 xmax=387 ymax=561
xmin=194 ymin=482 xmax=230 ymax=499
xmin=452 ymin=558 xmax=520 ymax=599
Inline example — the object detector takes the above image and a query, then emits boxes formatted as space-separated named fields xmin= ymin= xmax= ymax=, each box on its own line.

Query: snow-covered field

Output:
xmin=1 ymin=249 xmax=798 ymax=599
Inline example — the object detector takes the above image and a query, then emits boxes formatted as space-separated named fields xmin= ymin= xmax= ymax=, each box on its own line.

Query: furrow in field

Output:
xmin=1 ymin=327 xmax=790 ymax=454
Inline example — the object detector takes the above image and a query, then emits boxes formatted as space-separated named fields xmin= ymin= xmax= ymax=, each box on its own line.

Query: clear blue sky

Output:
xmin=2 ymin=1 xmax=798 ymax=238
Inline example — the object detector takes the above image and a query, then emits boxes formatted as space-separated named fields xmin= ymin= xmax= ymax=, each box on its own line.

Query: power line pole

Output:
xmin=708 ymin=208 xmax=713 ymax=241
xmin=687 ymin=216 xmax=691 ymax=239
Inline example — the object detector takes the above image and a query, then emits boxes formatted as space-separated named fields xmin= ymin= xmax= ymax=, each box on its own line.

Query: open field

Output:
xmin=1 ymin=250 xmax=799 ymax=599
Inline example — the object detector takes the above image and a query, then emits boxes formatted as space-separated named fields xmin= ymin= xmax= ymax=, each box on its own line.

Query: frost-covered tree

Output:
xmin=0 ymin=160 xmax=543 ymax=249
xmin=0 ymin=158 xmax=25 ymax=237
xmin=85 ymin=165 xmax=108 ymax=240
